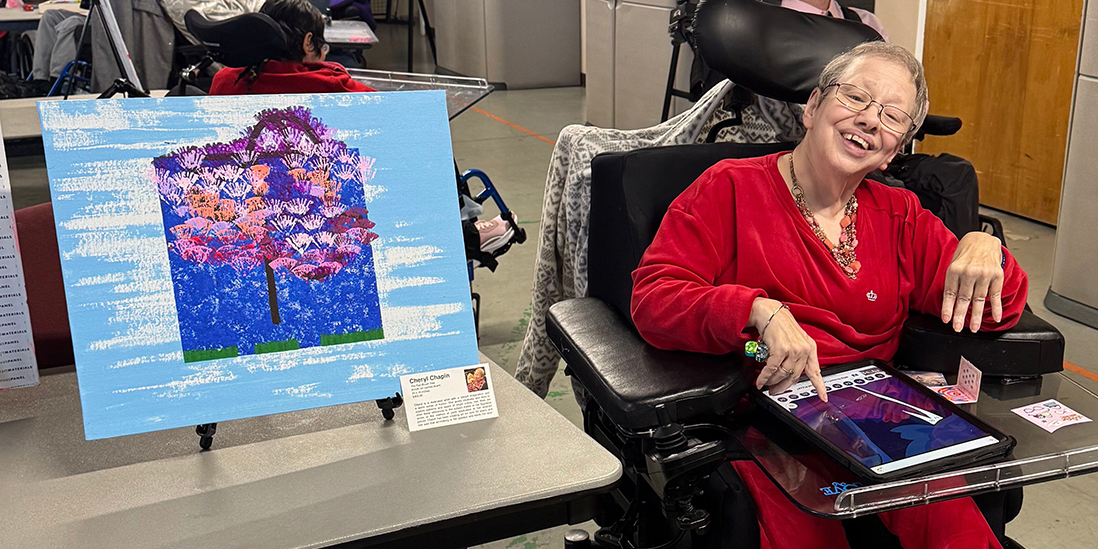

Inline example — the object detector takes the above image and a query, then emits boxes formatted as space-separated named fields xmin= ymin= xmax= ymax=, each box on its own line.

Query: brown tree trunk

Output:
xmin=265 ymin=259 xmax=281 ymax=325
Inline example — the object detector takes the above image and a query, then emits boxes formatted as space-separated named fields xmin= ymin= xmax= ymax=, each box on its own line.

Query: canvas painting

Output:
xmin=38 ymin=91 xmax=479 ymax=439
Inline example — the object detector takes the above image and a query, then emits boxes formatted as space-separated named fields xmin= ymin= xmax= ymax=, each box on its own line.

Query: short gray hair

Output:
xmin=816 ymin=42 xmax=928 ymax=142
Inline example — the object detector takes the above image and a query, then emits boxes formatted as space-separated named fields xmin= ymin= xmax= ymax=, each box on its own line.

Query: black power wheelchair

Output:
xmin=551 ymin=1 xmax=1066 ymax=548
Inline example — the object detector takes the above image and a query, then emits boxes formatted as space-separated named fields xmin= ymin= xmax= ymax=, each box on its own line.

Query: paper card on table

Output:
xmin=400 ymin=363 xmax=498 ymax=431
xmin=0 ymin=118 xmax=38 ymax=390
xmin=932 ymin=385 xmax=978 ymax=404
xmin=1012 ymin=399 xmax=1092 ymax=433
xmin=927 ymin=357 xmax=982 ymax=404
xmin=38 ymin=92 xmax=478 ymax=438
xmin=956 ymin=357 xmax=982 ymax=400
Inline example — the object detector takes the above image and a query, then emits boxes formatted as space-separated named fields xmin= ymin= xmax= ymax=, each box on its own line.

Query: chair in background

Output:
xmin=15 ymin=203 xmax=74 ymax=370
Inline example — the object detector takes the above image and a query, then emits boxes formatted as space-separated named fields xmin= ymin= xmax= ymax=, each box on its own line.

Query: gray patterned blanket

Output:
xmin=515 ymin=82 xmax=805 ymax=397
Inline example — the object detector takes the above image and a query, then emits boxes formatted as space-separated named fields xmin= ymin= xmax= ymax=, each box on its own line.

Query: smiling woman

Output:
xmin=629 ymin=42 xmax=1028 ymax=549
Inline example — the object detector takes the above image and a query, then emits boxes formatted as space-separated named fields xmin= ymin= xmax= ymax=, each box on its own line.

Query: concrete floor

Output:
xmin=10 ymin=20 xmax=1098 ymax=549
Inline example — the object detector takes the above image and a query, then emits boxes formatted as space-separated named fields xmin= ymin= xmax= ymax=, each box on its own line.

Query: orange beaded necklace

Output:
xmin=788 ymin=154 xmax=861 ymax=279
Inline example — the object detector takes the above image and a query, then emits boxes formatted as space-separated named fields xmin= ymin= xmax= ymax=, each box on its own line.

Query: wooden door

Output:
xmin=919 ymin=0 xmax=1084 ymax=225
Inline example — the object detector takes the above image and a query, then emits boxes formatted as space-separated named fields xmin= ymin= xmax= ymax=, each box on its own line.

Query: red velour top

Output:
xmin=630 ymin=152 xmax=1027 ymax=362
xmin=210 ymin=59 xmax=376 ymax=95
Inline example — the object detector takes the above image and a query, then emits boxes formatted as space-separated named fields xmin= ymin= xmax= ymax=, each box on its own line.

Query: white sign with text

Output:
xmin=0 ymin=119 xmax=37 ymax=390
xmin=399 ymin=363 xmax=498 ymax=431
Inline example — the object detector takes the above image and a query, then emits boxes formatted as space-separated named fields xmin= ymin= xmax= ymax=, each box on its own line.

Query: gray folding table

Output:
xmin=0 ymin=361 xmax=621 ymax=548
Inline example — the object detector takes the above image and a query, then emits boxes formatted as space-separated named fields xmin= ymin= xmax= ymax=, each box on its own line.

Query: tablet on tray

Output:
xmin=751 ymin=360 xmax=1015 ymax=482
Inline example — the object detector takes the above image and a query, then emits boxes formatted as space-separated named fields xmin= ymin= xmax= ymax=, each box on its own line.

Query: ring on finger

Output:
xmin=754 ymin=342 xmax=770 ymax=363
xmin=779 ymin=366 xmax=794 ymax=376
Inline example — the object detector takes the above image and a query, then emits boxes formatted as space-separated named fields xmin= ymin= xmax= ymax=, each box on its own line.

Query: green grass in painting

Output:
xmin=183 ymin=346 xmax=239 ymax=363
xmin=321 ymin=328 xmax=385 ymax=346
xmin=254 ymin=339 xmax=301 ymax=354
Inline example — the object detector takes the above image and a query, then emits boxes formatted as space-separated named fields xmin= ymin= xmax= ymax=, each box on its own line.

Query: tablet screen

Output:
xmin=764 ymin=365 xmax=999 ymax=475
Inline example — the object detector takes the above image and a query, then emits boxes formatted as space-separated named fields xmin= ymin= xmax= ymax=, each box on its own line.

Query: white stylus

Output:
xmin=853 ymin=387 xmax=944 ymax=425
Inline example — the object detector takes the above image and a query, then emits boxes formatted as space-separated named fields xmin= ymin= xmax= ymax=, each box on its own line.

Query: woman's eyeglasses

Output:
xmin=826 ymin=83 xmax=915 ymax=136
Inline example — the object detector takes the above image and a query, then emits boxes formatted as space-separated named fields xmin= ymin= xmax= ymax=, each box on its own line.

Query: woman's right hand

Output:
xmin=750 ymin=298 xmax=828 ymax=402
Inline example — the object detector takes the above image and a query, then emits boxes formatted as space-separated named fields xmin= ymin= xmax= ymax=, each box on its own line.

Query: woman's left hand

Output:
xmin=941 ymin=232 xmax=1005 ymax=332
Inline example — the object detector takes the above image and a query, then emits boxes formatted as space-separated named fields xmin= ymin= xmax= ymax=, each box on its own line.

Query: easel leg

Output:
xmin=407 ymin=0 xmax=415 ymax=72
xmin=196 ymin=423 xmax=217 ymax=450
xmin=471 ymin=291 xmax=481 ymax=338
xmin=376 ymin=394 xmax=404 ymax=421
xmin=661 ymin=42 xmax=681 ymax=123
xmin=417 ymin=0 xmax=437 ymax=64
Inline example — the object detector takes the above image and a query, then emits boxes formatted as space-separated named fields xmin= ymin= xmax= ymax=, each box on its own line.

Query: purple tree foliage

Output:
xmin=153 ymin=107 xmax=380 ymax=324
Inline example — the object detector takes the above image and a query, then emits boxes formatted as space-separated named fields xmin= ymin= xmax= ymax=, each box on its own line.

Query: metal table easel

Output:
xmin=736 ymin=371 xmax=1098 ymax=517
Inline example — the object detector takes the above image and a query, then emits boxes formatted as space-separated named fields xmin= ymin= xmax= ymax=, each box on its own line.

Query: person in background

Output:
xmin=30 ymin=8 xmax=85 ymax=83
xmin=777 ymin=0 xmax=889 ymax=41
xmin=208 ymin=0 xmax=373 ymax=94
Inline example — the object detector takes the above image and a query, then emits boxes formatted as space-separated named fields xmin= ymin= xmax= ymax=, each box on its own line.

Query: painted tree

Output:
xmin=153 ymin=107 xmax=379 ymax=325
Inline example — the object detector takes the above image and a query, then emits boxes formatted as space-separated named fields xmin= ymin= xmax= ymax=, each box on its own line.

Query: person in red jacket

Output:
xmin=209 ymin=0 xmax=376 ymax=95
xmin=631 ymin=42 xmax=1025 ymax=549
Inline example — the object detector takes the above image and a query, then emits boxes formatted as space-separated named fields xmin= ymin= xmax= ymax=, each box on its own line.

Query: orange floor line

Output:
xmin=469 ymin=106 xmax=557 ymax=146
xmin=1064 ymin=360 xmax=1098 ymax=383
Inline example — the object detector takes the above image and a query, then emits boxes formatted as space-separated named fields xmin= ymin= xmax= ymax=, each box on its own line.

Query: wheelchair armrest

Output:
xmin=980 ymin=214 xmax=1006 ymax=243
xmin=914 ymin=114 xmax=963 ymax=141
xmin=893 ymin=309 xmax=1064 ymax=378
xmin=546 ymin=298 xmax=750 ymax=433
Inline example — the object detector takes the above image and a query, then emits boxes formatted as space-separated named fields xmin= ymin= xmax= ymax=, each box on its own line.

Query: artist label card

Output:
xmin=1012 ymin=399 xmax=1092 ymax=433
xmin=400 ymin=363 xmax=498 ymax=431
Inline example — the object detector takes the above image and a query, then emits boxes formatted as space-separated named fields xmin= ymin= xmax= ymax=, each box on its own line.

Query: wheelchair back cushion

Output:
xmin=587 ymin=142 xmax=793 ymax=324
xmin=693 ymin=0 xmax=881 ymax=103
xmin=184 ymin=10 xmax=289 ymax=68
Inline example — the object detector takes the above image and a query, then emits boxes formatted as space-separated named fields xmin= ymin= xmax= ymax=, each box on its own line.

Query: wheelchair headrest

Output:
xmin=694 ymin=0 xmax=882 ymax=103
xmin=184 ymin=10 xmax=291 ymax=68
